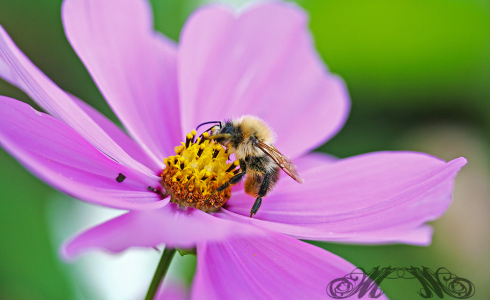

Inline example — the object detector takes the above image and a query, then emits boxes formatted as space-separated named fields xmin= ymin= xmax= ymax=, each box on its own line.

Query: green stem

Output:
xmin=145 ymin=247 xmax=176 ymax=300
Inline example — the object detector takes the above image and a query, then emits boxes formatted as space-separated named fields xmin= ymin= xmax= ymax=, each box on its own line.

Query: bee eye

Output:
xmin=221 ymin=124 xmax=233 ymax=134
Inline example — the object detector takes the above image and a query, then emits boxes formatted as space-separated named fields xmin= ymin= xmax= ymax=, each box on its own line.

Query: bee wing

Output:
xmin=256 ymin=141 xmax=304 ymax=183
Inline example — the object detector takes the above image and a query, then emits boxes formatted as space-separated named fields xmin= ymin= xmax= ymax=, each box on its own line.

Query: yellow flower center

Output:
xmin=160 ymin=130 xmax=239 ymax=212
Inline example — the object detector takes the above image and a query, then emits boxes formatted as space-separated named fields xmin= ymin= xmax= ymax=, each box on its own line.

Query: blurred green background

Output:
xmin=0 ymin=0 xmax=489 ymax=299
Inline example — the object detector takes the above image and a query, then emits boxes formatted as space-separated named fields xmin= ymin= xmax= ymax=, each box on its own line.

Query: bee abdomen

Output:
xmin=244 ymin=167 xmax=280 ymax=197
xmin=244 ymin=175 xmax=262 ymax=196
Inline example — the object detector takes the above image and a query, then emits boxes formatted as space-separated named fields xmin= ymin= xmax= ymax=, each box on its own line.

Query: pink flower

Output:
xmin=156 ymin=280 xmax=188 ymax=300
xmin=0 ymin=0 xmax=465 ymax=298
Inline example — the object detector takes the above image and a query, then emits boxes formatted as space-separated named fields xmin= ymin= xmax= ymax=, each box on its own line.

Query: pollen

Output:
xmin=160 ymin=130 xmax=239 ymax=212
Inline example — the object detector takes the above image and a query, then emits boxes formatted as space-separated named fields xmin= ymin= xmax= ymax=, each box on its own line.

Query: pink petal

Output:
xmin=294 ymin=151 xmax=337 ymax=173
xmin=222 ymin=152 xmax=466 ymax=245
xmin=192 ymin=231 xmax=388 ymax=300
xmin=0 ymin=26 xmax=154 ymax=176
xmin=0 ymin=97 xmax=165 ymax=210
xmin=157 ymin=280 xmax=188 ymax=300
xmin=179 ymin=3 xmax=350 ymax=159
xmin=61 ymin=203 xmax=261 ymax=260
xmin=73 ymin=96 xmax=160 ymax=172
xmin=62 ymin=0 xmax=181 ymax=163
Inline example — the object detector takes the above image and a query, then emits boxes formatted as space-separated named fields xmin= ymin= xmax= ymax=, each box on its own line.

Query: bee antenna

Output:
xmin=196 ymin=121 xmax=222 ymax=140
xmin=196 ymin=121 xmax=222 ymax=131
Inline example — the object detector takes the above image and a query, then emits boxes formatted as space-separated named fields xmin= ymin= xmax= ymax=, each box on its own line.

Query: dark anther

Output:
xmin=212 ymin=149 xmax=219 ymax=158
xmin=226 ymin=164 xmax=238 ymax=173
xmin=197 ymin=147 xmax=204 ymax=157
xmin=185 ymin=136 xmax=192 ymax=148
xmin=116 ymin=173 xmax=126 ymax=183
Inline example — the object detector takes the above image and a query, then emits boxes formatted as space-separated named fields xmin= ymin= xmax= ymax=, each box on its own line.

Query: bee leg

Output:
xmin=218 ymin=160 xmax=247 ymax=190
xmin=205 ymin=172 xmax=244 ymax=201
xmin=250 ymin=197 xmax=262 ymax=217
xmin=250 ymin=170 xmax=276 ymax=218
xmin=207 ymin=160 xmax=247 ymax=200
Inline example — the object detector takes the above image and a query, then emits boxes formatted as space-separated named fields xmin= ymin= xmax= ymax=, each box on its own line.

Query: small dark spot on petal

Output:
xmin=116 ymin=173 xmax=126 ymax=183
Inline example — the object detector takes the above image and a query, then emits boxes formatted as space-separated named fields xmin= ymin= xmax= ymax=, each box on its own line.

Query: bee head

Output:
xmin=210 ymin=121 xmax=236 ymax=148
xmin=198 ymin=116 xmax=273 ymax=154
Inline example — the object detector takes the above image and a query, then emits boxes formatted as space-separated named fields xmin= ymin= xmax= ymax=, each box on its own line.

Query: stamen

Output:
xmin=197 ymin=145 xmax=204 ymax=157
xmin=185 ymin=131 xmax=195 ymax=148
xmin=174 ymin=146 xmax=183 ymax=155
xmin=199 ymin=132 xmax=209 ymax=145
xmin=160 ymin=131 xmax=237 ymax=212
xmin=226 ymin=161 xmax=240 ymax=172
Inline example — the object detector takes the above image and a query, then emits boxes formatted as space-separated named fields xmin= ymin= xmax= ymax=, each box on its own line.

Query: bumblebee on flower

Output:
xmin=159 ymin=115 xmax=303 ymax=217
xmin=0 ymin=0 xmax=465 ymax=299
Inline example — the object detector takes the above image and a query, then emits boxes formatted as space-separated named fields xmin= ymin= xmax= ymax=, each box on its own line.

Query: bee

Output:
xmin=198 ymin=115 xmax=304 ymax=218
